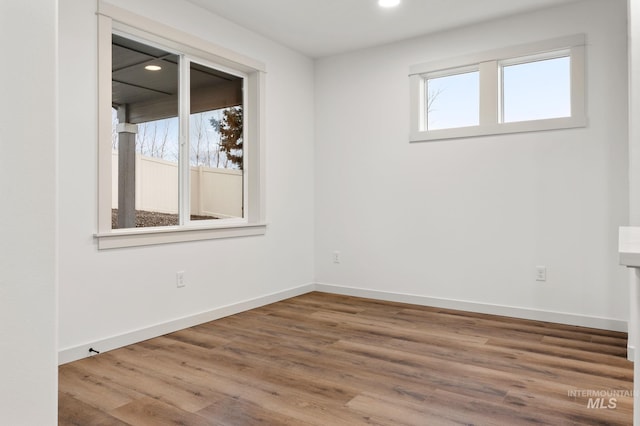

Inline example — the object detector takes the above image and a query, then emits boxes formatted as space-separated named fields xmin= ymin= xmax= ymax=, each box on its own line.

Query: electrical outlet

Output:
xmin=535 ymin=266 xmax=547 ymax=282
xmin=176 ymin=271 xmax=186 ymax=288
xmin=332 ymin=251 xmax=341 ymax=264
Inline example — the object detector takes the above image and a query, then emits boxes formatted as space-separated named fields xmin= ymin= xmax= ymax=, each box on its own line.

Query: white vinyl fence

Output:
xmin=112 ymin=152 xmax=243 ymax=218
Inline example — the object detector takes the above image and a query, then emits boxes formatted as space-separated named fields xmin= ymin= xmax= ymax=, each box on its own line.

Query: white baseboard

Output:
xmin=59 ymin=281 xmax=629 ymax=365
xmin=314 ymin=283 xmax=629 ymax=333
xmin=628 ymin=345 xmax=635 ymax=362
xmin=58 ymin=283 xmax=314 ymax=365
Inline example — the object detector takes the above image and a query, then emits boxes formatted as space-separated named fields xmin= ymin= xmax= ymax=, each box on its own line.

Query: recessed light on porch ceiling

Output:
xmin=378 ymin=0 xmax=400 ymax=8
xmin=144 ymin=65 xmax=162 ymax=71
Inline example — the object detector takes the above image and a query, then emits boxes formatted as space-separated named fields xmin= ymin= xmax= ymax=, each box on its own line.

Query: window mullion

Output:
xmin=179 ymin=55 xmax=190 ymax=226
xmin=479 ymin=60 xmax=498 ymax=126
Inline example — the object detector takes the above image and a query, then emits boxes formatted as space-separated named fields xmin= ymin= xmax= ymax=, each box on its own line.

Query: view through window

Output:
xmin=427 ymin=70 xmax=479 ymax=130
xmin=111 ymin=34 xmax=244 ymax=229
xmin=501 ymin=56 xmax=570 ymax=123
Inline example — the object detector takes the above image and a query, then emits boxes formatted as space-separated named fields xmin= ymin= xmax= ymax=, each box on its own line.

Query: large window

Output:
xmin=97 ymin=3 xmax=266 ymax=248
xmin=410 ymin=34 xmax=586 ymax=142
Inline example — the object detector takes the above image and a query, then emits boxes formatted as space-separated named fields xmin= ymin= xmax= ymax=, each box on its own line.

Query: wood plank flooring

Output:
xmin=59 ymin=292 xmax=633 ymax=425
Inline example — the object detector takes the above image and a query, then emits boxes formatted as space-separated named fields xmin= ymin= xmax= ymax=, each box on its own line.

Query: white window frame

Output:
xmin=409 ymin=34 xmax=586 ymax=142
xmin=96 ymin=2 xmax=266 ymax=249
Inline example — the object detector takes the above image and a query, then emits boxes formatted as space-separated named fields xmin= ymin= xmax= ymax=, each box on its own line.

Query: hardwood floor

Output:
xmin=59 ymin=292 xmax=633 ymax=425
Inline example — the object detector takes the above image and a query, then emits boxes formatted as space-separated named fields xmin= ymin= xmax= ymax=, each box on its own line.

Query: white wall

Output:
xmin=58 ymin=0 xmax=315 ymax=358
xmin=0 ymin=1 xmax=58 ymax=424
xmin=630 ymin=1 xmax=640 ymax=226
xmin=315 ymin=0 xmax=629 ymax=329
xmin=627 ymin=0 xmax=640 ymax=420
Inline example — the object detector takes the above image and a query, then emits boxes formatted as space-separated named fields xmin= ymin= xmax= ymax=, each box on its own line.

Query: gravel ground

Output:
xmin=112 ymin=209 xmax=216 ymax=228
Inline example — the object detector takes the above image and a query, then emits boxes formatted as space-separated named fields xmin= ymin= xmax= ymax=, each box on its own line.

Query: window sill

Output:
xmin=410 ymin=115 xmax=587 ymax=143
xmin=95 ymin=222 xmax=267 ymax=249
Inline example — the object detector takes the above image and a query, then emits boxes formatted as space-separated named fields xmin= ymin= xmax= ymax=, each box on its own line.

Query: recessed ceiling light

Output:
xmin=379 ymin=0 xmax=400 ymax=8
xmin=145 ymin=65 xmax=162 ymax=71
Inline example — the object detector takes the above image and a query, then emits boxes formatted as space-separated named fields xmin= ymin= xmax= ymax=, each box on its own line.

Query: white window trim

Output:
xmin=409 ymin=34 xmax=586 ymax=142
xmin=96 ymin=2 xmax=266 ymax=249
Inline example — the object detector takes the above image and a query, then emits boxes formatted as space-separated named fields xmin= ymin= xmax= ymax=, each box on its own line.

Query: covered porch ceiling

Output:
xmin=112 ymin=34 xmax=243 ymax=124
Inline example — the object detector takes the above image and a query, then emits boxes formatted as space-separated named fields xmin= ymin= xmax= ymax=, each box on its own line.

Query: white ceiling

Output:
xmin=186 ymin=0 xmax=585 ymax=58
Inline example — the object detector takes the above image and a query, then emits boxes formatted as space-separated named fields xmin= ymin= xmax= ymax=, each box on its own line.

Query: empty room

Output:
xmin=3 ymin=0 xmax=640 ymax=424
